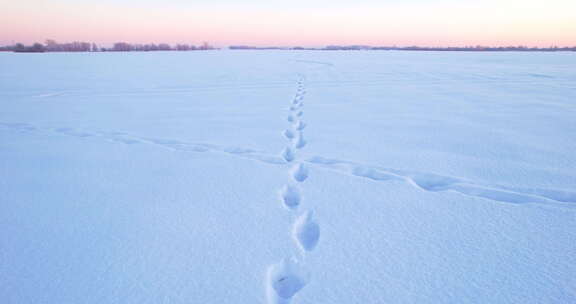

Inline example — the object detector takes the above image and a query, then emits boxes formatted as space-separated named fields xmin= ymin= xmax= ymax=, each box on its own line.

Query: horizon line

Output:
xmin=2 ymin=40 xmax=576 ymax=49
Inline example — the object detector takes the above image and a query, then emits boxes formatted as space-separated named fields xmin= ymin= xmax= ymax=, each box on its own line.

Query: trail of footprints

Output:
xmin=267 ymin=76 xmax=320 ymax=304
xmin=2 ymin=122 xmax=575 ymax=207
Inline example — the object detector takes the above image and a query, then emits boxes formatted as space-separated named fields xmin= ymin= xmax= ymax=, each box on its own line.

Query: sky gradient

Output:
xmin=1 ymin=0 xmax=575 ymax=47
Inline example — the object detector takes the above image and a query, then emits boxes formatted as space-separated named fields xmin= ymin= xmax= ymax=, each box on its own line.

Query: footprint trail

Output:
xmin=268 ymin=75 xmax=320 ymax=303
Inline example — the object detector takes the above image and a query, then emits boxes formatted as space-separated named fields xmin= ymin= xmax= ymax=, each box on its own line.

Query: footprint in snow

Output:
xmin=295 ymin=121 xmax=306 ymax=131
xmin=291 ymin=163 xmax=308 ymax=182
xmin=294 ymin=133 xmax=306 ymax=149
xmin=267 ymin=258 xmax=309 ymax=304
xmin=409 ymin=173 xmax=459 ymax=191
xmin=293 ymin=210 xmax=320 ymax=252
xmin=351 ymin=166 xmax=400 ymax=181
xmin=282 ymin=147 xmax=296 ymax=162
xmin=281 ymin=184 xmax=301 ymax=209
xmin=283 ymin=129 xmax=295 ymax=140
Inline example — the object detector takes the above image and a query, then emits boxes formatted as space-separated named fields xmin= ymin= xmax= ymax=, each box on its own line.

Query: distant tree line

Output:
xmin=0 ymin=40 xmax=215 ymax=53
xmin=2 ymin=41 xmax=575 ymax=53
xmin=368 ymin=45 xmax=576 ymax=52
xmin=107 ymin=42 xmax=213 ymax=52
xmin=45 ymin=40 xmax=95 ymax=52
xmin=229 ymin=45 xmax=576 ymax=52
xmin=324 ymin=45 xmax=576 ymax=51
xmin=229 ymin=45 xmax=318 ymax=50
xmin=6 ymin=43 xmax=47 ymax=53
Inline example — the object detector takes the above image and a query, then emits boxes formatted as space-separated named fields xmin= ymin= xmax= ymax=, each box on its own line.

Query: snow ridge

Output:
xmin=268 ymin=75 xmax=320 ymax=304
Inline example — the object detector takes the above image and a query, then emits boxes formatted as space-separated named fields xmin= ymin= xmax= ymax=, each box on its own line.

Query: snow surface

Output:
xmin=1 ymin=50 xmax=575 ymax=303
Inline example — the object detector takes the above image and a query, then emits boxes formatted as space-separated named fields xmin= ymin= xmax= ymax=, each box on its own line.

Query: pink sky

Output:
xmin=1 ymin=1 xmax=575 ymax=47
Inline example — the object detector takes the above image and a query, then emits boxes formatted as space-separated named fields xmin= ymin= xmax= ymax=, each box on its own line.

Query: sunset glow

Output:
xmin=1 ymin=0 xmax=575 ymax=47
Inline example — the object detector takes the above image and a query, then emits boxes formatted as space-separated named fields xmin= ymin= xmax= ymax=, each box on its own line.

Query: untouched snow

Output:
xmin=1 ymin=51 xmax=575 ymax=303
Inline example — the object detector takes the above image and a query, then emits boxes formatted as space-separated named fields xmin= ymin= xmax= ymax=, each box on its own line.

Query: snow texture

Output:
xmin=1 ymin=50 xmax=575 ymax=303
